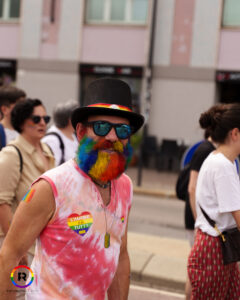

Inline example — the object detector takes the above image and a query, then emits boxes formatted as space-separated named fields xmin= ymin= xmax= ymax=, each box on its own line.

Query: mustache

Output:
xmin=79 ymin=137 xmax=124 ymax=153
xmin=93 ymin=139 xmax=124 ymax=153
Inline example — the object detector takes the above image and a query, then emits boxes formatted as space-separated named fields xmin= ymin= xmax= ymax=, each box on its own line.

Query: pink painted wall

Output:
xmin=40 ymin=0 xmax=61 ymax=59
xmin=81 ymin=26 xmax=147 ymax=66
xmin=171 ymin=0 xmax=195 ymax=65
xmin=218 ymin=30 xmax=240 ymax=70
xmin=0 ymin=24 xmax=20 ymax=58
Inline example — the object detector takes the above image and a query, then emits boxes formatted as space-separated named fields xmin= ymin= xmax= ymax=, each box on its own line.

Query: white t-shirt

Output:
xmin=195 ymin=152 xmax=240 ymax=236
xmin=5 ymin=128 xmax=19 ymax=144
xmin=42 ymin=125 xmax=78 ymax=166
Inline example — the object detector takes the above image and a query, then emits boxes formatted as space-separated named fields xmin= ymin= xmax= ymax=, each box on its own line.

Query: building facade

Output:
xmin=0 ymin=0 xmax=239 ymax=145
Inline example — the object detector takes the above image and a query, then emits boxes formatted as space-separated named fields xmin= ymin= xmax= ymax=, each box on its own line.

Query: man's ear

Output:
xmin=76 ymin=123 xmax=86 ymax=141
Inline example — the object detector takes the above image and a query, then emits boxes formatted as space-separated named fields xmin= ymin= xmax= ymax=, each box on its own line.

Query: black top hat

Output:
xmin=71 ymin=78 xmax=144 ymax=133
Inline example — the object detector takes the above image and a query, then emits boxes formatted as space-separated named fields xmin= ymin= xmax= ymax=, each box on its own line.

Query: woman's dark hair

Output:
xmin=0 ymin=86 xmax=26 ymax=118
xmin=11 ymin=98 xmax=44 ymax=133
xmin=199 ymin=103 xmax=240 ymax=143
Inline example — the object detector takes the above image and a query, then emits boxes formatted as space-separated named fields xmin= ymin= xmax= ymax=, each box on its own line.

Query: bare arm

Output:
xmin=0 ymin=204 xmax=28 ymax=266
xmin=0 ymin=204 xmax=12 ymax=235
xmin=0 ymin=179 xmax=55 ymax=299
xmin=188 ymin=170 xmax=199 ymax=220
xmin=232 ymin=210 xmax=240 ymax=230
xmin=107 ymin=218 xmax=130 ymax=300
xmin=0 ymin=147 xmax=21 ymax=235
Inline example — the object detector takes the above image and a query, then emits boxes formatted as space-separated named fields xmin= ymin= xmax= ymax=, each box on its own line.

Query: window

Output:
xmin=0 ymin=0 xmax=20 ymax=20
xmin=222 ymin=0 xmax=240 ymax=27
xmin=86 ymin=0 xmax=149 ymax=24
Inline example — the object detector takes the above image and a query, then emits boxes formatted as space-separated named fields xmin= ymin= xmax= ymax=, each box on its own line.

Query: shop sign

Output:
xmin=216 ymin=71 xmax=240 ymax=82
xmin=80 ymin=64 xmax=143 ymax=77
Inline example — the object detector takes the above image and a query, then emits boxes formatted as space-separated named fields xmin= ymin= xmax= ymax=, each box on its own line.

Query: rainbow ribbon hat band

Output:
xmin=88 ymin=103 xmax=132 ymax=112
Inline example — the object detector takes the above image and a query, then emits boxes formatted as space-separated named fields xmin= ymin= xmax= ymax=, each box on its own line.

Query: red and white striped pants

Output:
xmin=188 ymin=229 xmax=240 ymax=300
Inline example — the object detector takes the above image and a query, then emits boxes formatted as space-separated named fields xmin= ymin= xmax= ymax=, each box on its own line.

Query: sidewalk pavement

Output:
xmin=125 ymin=167 xmax=190 ymax=294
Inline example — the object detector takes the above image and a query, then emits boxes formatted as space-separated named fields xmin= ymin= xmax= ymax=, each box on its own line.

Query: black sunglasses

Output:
xmin=31 ymin=115 xmax=51 ymax=124
xmin=84 ymin=121 xmax=133 ymax=139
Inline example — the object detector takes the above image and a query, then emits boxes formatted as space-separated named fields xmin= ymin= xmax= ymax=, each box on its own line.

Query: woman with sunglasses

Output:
xmin=0 ymin=99 xmax=54 ymax=275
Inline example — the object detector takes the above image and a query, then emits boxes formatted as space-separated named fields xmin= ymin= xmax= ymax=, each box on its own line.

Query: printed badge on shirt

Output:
xmin=67 ymin=212 xmax=93 ymax=236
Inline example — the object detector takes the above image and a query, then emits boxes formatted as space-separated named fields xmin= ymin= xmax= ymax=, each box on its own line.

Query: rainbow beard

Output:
xmin=76 ymin=136 xmax=133 ymax=182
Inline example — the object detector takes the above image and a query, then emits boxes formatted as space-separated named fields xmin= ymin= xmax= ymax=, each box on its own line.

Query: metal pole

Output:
xmin=137 ymin=0 xmax=157 ymax=186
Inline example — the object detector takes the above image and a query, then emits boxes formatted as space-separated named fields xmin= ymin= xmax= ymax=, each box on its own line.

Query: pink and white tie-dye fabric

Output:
xmin=26 ymin=159 xmax=132 ymax=300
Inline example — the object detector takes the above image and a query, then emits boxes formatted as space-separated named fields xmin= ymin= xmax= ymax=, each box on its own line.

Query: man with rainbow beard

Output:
xmin=0 ymin=78 xmax=144 ymax=300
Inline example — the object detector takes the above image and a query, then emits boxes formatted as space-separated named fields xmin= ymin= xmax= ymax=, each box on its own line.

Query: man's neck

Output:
xmin=59 ymin=126 xmax=74 ymax=140
xmin=1 ymin=118 xmax=14 ymax=130
xmin=97 ymin=185 xmax=111 ymax=206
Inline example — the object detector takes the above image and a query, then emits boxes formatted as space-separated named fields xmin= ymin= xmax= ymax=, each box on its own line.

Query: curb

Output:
xmin=130 ymin=272 xmax=185 ymax=294
xmin=133 ymin=186 xmax=176 ymax=198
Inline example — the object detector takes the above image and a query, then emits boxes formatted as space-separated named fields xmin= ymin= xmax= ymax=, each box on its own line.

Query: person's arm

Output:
xmin=0 ymin=204 xmax=12 ymax=235
xmin=0 ymin=179 xmax=55 ymax=300
xmin=232 ymin=210 xmax=240 ymax=230
xmin=107 ymin=218 xmax=130 ymax=300
xmin=188 ymin=170 xmax=199 ymax=220
xmin=0 ymin=147 xmax=20 ymax=234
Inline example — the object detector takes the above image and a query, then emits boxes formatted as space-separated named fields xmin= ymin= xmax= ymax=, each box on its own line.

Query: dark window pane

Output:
xmin=9 ymin=0 xmax=20 ymax=18
xmin=0 ymin=0 xmax=3 ymax=18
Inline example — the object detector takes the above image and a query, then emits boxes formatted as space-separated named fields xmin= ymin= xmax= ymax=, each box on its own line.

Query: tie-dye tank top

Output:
xmin=26 ymin=159 xmax=132 ymax=300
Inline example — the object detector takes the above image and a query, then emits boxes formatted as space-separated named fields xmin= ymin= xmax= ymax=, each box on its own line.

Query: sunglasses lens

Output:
xmin=93 ymin=121 xmax=111 ymax=136
xmin=43 ymin=116 xmax=51 ymax=124
xmin=31 ymin=115 xmax=51 ymax=124
xmin=32 ymin=116 xmax=41 ymax=124
xmin=116 ymin=124 xmax=131 ymax=139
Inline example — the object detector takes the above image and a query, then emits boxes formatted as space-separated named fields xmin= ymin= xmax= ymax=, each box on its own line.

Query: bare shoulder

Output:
xmin=19 ymin=178 xmax=56 ymax=219
xmin=32 ymin=178 xmax=54 ymax=194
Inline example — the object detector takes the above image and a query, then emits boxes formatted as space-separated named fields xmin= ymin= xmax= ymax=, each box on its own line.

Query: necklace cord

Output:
xmin=103 ymin=181 xmax=117 ymax=248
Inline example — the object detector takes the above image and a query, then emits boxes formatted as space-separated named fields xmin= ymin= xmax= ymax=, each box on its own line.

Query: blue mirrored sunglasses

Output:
xmin=84 ymin=121 xmax=133 ymax=139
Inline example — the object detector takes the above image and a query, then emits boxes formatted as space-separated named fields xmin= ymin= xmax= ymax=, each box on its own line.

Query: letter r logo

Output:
xmin=18 ymin=272 xmax=27 ymax=281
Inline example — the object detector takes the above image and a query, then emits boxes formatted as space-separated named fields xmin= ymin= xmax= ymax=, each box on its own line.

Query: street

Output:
xmin=127 ymin=194 xmax=187 ymax=299
xmin=129 ymin=193 xmax=186 ymax=240
xmin=105 ymin=285 xmax=184 ymax=300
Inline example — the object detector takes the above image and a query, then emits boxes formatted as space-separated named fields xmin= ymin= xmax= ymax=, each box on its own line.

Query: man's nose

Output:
xmin=105 ymin=127 xmax=118 ymax=142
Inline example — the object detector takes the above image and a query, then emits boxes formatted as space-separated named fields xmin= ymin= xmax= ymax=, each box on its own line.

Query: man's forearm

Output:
xmin=0 ymin=253 xmax=19 ymax=300
xmin=107 ymin=251 xmax=130 ymax=300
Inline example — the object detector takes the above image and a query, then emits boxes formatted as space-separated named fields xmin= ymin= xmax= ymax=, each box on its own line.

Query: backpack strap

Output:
xmin=7 ymin=144 xmax=23 ymax=173
xmin=45 ymin=132 xmax=65 ymax=164
xmin=0 ymin=123 xmax=6 ymax=150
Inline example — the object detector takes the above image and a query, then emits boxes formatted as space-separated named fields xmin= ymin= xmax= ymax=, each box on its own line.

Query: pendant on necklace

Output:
xmin=104 ymin=232 xmax=110 ymax=248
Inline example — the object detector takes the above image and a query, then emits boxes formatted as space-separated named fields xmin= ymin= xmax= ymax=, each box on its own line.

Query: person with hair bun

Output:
xmin=188 ymin=103 xmax=240 ymax=299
